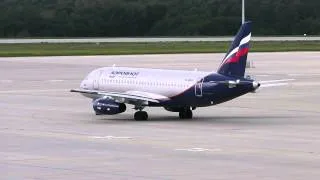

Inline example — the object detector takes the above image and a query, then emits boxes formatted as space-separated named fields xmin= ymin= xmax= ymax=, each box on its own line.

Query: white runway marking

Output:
xmin=48 ymin=80 xmax=65 ymax=82
xmin=255 ymin=75 xmax=271 ymax=77
xmin=256 ymin=74 xmax=320 ymax=78
xmin=175 ymin=148 xmax=221 ymax=152
xmin=288 ymin=73 xmax=320 ymax=77
xmin=0 ymin=89 xmax=67 ymax=94
xmin=0 ymin=80 xmax=13 ymax=83
xmin=288 ymin=74 xmax=304 ymax=76
xmin=89 ymin=136 xmax=133 ymax=140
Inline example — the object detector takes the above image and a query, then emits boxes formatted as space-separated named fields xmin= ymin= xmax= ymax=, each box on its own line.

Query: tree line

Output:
xmin=0 ymin=0 xmax=319 ymax=37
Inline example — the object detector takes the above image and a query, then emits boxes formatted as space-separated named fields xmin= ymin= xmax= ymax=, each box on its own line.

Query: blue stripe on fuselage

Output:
xmin=155 ymin=73 xmax=254 ymax=107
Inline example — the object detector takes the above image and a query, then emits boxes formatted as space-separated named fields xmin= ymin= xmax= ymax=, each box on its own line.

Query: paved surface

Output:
xmin=1 ymin=36 xmax=320 ymax=44
xmin=1 ymin=52 xmax=320 ymax=180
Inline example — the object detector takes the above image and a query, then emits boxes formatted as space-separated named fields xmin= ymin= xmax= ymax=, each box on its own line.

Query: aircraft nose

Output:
xmin=80 ymin=80 xmax=90 ymax=89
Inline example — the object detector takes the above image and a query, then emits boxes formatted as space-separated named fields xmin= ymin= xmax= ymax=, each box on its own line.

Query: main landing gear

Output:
xmin=134 ymin=106 xmax=148 ymax=121
xmin=134 ymin=107 xmax=193 ymax=121
xmin=134 ymin=111 xmax=148 ymax=121
xmin=179 ymin=108 xmax=193 ymax=119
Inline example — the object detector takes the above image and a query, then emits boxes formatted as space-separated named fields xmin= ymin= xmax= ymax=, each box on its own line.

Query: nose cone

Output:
xmin=80 ymin=80 xmax=91 ymax=89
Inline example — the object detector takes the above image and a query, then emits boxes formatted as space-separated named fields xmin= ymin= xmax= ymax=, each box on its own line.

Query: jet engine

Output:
xmin=93 ymin=98 xmax=126 ymax=115
xmin=164 ymin=107 xmax=182 ymax=112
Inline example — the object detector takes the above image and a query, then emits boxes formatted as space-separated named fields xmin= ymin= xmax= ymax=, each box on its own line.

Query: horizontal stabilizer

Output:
xmin=258 ymin=79 xmax=295 ymax=89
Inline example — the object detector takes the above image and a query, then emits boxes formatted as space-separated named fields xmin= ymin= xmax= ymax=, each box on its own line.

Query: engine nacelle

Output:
xmin=93 ymin=98 xmax=126 ymax=115
xmin=164 ymin=107 xmax=182 ymax=112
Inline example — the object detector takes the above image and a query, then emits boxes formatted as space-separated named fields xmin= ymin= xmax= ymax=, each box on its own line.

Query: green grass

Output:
xmin=0 ymin=41 xmax=319 ymax=57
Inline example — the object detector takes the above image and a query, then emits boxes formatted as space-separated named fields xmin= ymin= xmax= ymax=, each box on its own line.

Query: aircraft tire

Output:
xmin=95 ymin=112 xmax=103 ymax=115
xmin=134 ymin=111 xmax=148 ymax=121
xmin=186 ymin=109 xmax=193 ymax=119
xmin=179 ymin=112 xmax=184 ymax=119
xmin=179 ymin=109 xmax=193 ymax=119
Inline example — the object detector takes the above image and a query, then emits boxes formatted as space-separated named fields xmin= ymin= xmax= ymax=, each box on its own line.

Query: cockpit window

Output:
xmin=84 ymin=75 xmax=89 ymax=80
xmin=84 ymin=70 xmax=98 ymax=80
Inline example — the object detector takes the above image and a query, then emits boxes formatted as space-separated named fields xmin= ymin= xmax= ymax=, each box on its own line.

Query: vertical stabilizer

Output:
xmin=217 ymin=21 xmax=251 ymax=77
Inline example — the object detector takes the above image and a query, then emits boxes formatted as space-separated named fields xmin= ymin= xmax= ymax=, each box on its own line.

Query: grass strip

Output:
xmin=0 ymin=41 xmax=319 ymax=57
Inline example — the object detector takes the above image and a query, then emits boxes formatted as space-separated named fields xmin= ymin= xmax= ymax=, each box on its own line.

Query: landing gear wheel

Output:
xmin=179 ymin=108 xmax=193 ymax=119
xmin=134 ymin=111 xmax=148 ymax=121
xmin=186 ymin=109 xmax=193 ymax=119
xmin=179 ymin=111 xmax=184 ymax=119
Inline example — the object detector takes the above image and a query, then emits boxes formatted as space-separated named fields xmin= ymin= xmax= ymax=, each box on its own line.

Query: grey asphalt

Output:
xmin=1 ymin=52 xmax=320 ymax=180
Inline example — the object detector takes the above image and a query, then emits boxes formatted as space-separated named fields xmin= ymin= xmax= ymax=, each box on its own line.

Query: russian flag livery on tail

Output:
xmin=218 ymin=21 xmax=251 ymax=77
xmin=71 ymin=21 xmax=293 ymax=121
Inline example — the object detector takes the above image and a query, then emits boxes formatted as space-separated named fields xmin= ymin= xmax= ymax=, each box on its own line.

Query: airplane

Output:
xmin=71 ymin=21 xmax=292 ymax=121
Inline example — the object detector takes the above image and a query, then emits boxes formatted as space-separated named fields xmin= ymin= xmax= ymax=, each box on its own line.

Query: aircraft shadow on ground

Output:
xmin=90 ymin=114 xmax=299 ymax=126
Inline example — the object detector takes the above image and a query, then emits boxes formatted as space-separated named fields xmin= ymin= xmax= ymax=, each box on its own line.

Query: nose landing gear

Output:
xmin=179 ymin=108 xmax=193 ymax=119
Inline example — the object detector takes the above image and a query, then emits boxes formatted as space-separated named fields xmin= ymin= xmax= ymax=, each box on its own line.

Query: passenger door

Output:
xmin=93 ymin=70 xmax=103 ymax=90
xmin=195 ymin=78 xmax=204 ymax=97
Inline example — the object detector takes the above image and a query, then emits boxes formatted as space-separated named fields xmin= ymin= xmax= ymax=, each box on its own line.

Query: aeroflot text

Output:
xmin=111 ymin=71 xmax=139 ymax=76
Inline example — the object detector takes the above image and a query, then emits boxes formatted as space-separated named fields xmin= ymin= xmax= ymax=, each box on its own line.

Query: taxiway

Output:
xmin=1 ymin=52 xmax=320 ymax=179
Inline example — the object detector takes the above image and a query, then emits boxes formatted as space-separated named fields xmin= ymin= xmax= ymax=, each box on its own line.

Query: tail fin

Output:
xmin=217 ymin=21 xmax=252 ymax=77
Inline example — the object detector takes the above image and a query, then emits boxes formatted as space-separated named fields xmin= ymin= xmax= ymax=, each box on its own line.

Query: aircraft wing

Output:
xmin=70 ymin=89 xmax=169 ymax=105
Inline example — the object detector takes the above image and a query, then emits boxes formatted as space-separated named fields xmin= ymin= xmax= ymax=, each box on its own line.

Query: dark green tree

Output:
xmin=0 ymin=0 xmax=319 ymax=37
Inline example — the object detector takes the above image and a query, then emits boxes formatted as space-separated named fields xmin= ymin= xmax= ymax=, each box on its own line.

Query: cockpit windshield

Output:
xmin=84 ymin=70 xmax=99 ymax=80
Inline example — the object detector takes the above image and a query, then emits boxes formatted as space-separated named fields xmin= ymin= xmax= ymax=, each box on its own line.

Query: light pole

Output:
xmin=242 ymin=0 xmax=252 ymax=68
xmin=242 ymin=0 xmax=245 ymax=24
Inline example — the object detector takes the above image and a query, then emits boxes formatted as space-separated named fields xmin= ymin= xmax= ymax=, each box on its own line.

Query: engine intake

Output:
xmin=93 ymin=98 xmax=126 ymax=115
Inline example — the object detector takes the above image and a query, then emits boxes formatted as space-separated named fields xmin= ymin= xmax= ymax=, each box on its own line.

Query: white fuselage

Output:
xmin=81 ymin=67 xmax=211 ymax=99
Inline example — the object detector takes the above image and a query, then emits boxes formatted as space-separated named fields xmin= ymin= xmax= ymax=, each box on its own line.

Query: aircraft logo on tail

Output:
xmin=218 ymin=21 xmax=252 ymax=77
